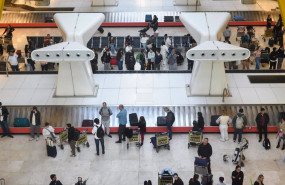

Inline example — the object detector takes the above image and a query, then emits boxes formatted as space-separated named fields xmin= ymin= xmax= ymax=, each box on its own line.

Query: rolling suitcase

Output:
xmin=145 ymin=14 xmax=152 ymax=22
xmin=194 ymin=165 xmax=208 ymax=176
xmin=129 ymin=113 xmax=139 ymax=126
xmin=164 ymin=16 xmax=174 ymax=22
xmin=82 ymin=120 xmax=93 ymax=127
xmin=110 ymin=58 xmax=118 ymax=65
xmin=157 ymin=116 xmax=167 ymax=126
xmin=210 ymin=115 xmax=220 ymax=126
xmin=46 ymin=144 xmax=57 ymax=158
xmin=268 ymin=38 xmax=274 ymax=47
xmin=97 ymin=26 xmax=104 ymax=34
xmin=14 ymin=118 xmax=30 ymax=127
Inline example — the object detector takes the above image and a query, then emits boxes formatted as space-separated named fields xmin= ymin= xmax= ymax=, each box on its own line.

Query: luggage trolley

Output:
xmin=236 ymin=26 xmax=245 ymax=41
xmin=151 ymin=132 xmax=170 ymax=153
xmin=188 ymin=131 xmax=203 ymax=148
xmin=158 ymin=169 xmax=174 ymax=185
xmin=127 ymin=129 xmax=140 ymax=149
xmin=76 ymin=129 xmax=90 ymax=152
xmin=59 ymin=129 xmax=68 ymax=150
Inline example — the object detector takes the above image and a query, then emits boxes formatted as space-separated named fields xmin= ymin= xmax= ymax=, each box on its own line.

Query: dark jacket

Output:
xmin=68 ymin=126 xmax=76 ymax=142
xmin=49 ymin=180 xmax=63 ymax=185
xmin=254 ymin=181 xmax=263 ymax=185
xmin=166 ymin=111 xmax=175 ymax=125
xmin=116 ymin=51 xmax=124 ymax=61
xmin=173 ymin=177 xmax=184 ymax=185
xmin=0 ymin=106 xmax=9 ymax=121
xmin=198 ymin=116 xmax=204 ymax=131
xmin=278 ymin=48 xmax=284 ymax=58
xmin=155 ymin=54 xmax=163 ymax=64
xmin=29 ymin=111 xmax=41 ymax=126
xmin=255 ymin=113 xmax=270 ymax=127
xmin=7 ymin=44 xmax=14 ymax=53
xmin=231 ymin=170 xmax=244 ymax=185
xmin=269 ymin=51 xmax=278 ymax=61
xmin=189 ymin=179 xmax=200 ymax=185
xmin=140 ymin=53 xmax=145 ymax=64
xmin=232 ymin=113 xmax=247 ymax=130
xmin=198 ymin=143 xmax=212 ymax=159
xmin=138 ymin=121 xmax=146 ymax=133
xmin=90 ymin=53 xmax=98 ymax=73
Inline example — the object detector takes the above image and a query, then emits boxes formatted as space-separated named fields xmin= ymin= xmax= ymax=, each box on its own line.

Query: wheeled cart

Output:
xmin=76 ymin=129 xmax=90 ymax=152
xmin=188 ymin=130 xmax=203 ymax=148
xmin=151 ymin=132 xmax=170 ymax=153
xmin=59 ymin=129 xmax=68 ymax=150
xmin=127 ymin=129 xmax=140 ymax=149
xmin=158 ymin=173 xmax=173 ymax=185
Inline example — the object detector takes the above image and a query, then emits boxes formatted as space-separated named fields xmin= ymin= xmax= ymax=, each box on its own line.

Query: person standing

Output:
xmin=269 ymin=47 xmax=278 ymax=70
xmin=29 ymin=106 xmax=41 ymax=141
xmin=66 ymin=123 xmax=77 ymax=157
xmin=163 ymin=107 xmax=175 ymax=140
xmin=25 ymin=52 xmax=35 ymax=71
xmin=2 ymin=24 xmax=14 ymax=39
xmin=154 ymin=50 xmax=163 ymax=70
xmin=160 ymin=41 xmax=168 ymax=66
xmin=138 ymin=116 xmax=146 ymax=146
xmin=232 ymin=108 xmax=247 ymax=144
xmin=0 ymin=102 xmax=13 ymax=138
xmin=49 ymin=174 xmax=63 ymax=185
xmin=7 ymin=50 xmax=19 ymax=71
xmin=147 ymin=48 xmax=155 ymax=70
xmin=255 ymin=108 xmax=270 ymax=142
xmin=99 ymin=102 xmax=113 ymax=138
xmin=127 ymin=55 xmax=135 ymax=70
xmin=103 ymin=49 xmax=111 ymax=70
xmin=276 ymin=117 xmax=285 ymax=150
xmin=116 ymin=48 xmax=124 ymax=70
xmin=92 ymin=118 xmax=105 ymax=156
xmin=168 ymin=49 xmax=177 ymax=70
xmin=140 ymin=49 xmax=146 ymax=70
xmin=197 ymin=112 xmax=205 ymax=132
xmin=115 ymin=104 xmax=127 ymax=143
xmin=266 ymin=15 xmax=272 ymax=29
xmin=277 ymin=45 xmax=284 ymax=69
xmin=173 ymin=173 xmax=184 ymax=185
xmin=216 ymin=110 xmax=232 ymax=142
xmin=198 ymin=138 xmax=212 ymax=174
xmin=253 ymin=174 xmax=264 ymax=185
xmin=188 ymin=174 xmax=200 ymax=185
xmin=253 ymin=47 xmax=261 ymax=70
xmin=223 ymin=26 xmax=231 ymax=41
xmin=231 ymin=165 xmax=244 ymax=185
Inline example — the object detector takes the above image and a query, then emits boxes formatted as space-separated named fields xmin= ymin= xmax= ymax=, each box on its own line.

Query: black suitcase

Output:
xmin=82 ymin=120 xmax=93 ymax=127
xmin=268 ymin=38 xmax=274 ymax=47
xmin=164 ymin=16 xmax=174 ymax=22
xmin=97 ymin=26 xmax=104 ymax=34
xmin=129 ymin=113 xmax=139 ymax=126
xmin=46 ymin=145 xmax=57 ymax=158
xmin=201 ymin=174 xmax=213 ymax=185
xmin=210 ymin=115 xmax=220 ymax=126
xmin=157 ymin=116 xmax=167 ymax=126
xmin=145 ymin=14 xmax=152 ymax=22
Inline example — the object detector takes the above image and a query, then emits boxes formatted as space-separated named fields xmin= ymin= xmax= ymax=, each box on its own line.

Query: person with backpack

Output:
xmin=255 ymin=108 xmax=270 ymax=142
xmin=216 ymin=110 xmax=232 ymax=142
xmin=92 ymin=118 xmax=105 ymax=156
xmin=163 ymin=107 xmax=175 ymax=140
xmin=138 ymin=116 xmax=146 ymax=146
xmin=99 ymin=102 xmax=113 ymax=138
xmin=231 ymin=165 xmax=244 ymax=185
xmin=115 ymin=104 xmax=127 ymax=143
xmin=232 ymin=108 xmax=247 ymax=144
xmin=253 ymin=174 xmax=264 ymax=185
xmin=66 ymin=123 xmax=78 ymax=157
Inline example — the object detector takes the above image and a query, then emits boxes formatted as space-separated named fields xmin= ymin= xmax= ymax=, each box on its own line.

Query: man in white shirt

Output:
xmin=165 ymin=36 xmax=173 ymax=49
xmin=7 ymin=50 xmax=19 ymax=71
xmin=43 ymin=122 xmax=55 ymax=140
xmin=0 ymin=102 xmax=13 ymax=138
xmin=147 ymin=48 xmax=155 ymax=70
xmin=92 ymin=118 xmax=105 ymax=156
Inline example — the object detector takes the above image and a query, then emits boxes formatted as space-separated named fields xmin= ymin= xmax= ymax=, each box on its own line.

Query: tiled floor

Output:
xmin=0 ymin=133 xmax=284 ymax=185
xmin=1 ymin=73 xmax=285 ymax=106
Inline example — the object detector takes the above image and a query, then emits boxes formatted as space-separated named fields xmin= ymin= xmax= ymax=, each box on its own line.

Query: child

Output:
xmin=276 ymin=117 xmax=285 ymax=150
xmin=217 ymin=177 xmax=226 ymax=185
xmin=138 ymin=116 xmax=146 ymax=146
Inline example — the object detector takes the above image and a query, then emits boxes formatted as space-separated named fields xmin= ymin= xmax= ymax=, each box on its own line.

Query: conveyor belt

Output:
xmin=0 ymin=11 xmax=281 ymax=23
xmin=6 ymin=105 xmax=285 ymax=128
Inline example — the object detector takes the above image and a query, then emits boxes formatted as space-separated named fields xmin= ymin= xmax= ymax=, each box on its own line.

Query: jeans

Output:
xmin=140 ymin=62 xmax=145 ymax=70
xmin=255 ymin=57 xmax=260 ymax=70
xmin=102 ymin=120 xmax=110 ymax=135
xmin=277 ymin=57 xmax=283 ymax=69
xmin=118 ymin=124 xmax=126 ymax=141
xmin=167 ymin=122 xmax=172 ymax=139
xmin=118 ymin=60 xmax=123 ymax=70
xmin=269 ymin=61 xmax=276 ymax=69
xmin=69 ymin=140 xmax=76 ymax=155
xmin=11 ymin=65 xmax=19 ymax=71
xmin=0 ymin=120 xmax=11 ymax=136
xmin=219 ymin=124 xmax=228 ymax=141
xmin=142 ymin=43 xmax=146 ymax=50
xmin=30 ymin=125 xmax=40 ymax=138
xmin=27 ymin=64 xmax=33 ymax=71
xmin=104 ymin=63 xmax=110 ymax=70
xmin=277 ymin=137 xmax=285 ymax=148
xmin=95 ymin=138 xmax=105 ymax=155
xmin=233 ymin=129 xmax=243 ymax=142
xmin=110 ymin=44 xmax=115 ymax=53
xmin=257 ymin=124 xmax=267 ymax=140
xmin=154 ymin=64 xmax=160 ymax=70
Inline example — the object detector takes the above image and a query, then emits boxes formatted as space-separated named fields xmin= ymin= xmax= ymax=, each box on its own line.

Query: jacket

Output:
xmin=0 ymin=106 xmax=9 ymax=121
xmin=198 ymin=116 xmax=204 ymax=131
xmin=173 ymin=177 xmax=184 ymax=185
xmin=255 ymin=113 xmax=269 ymax=127
xmin=30 ymin=111 xmax=41 ymax=126
xmin=232 ymin=113 xmax=247 ymax=130
xmin=198 ymin=143 xmax=212 ymax=159
xmin=138 ymin=121 xmax=146 ymax=133
xmin=166 ymin=111 xmax=175 ymax=125
xmin=231 ymin=170 xmax=244 ymax=185
xmin=140 ymin=53 xmax=145 ymax=64
xmin=68 ymin=127 xmax=76 ymax=142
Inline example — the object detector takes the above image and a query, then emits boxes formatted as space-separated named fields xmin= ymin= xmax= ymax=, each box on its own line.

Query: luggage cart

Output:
xmin=59 ymin=129 xmax=68 ymax=150
xmin=188 ymin=131 xmax=203 ymax=148
xmin=151 ymin=132 xmax=170 ymax=153
xmin=127 ymin=129 xmax=140 ymax=149
xmin=236 ymin=26 xmax=245 ymax=41
xmin=76 ymin=129 xmax=90 ymax=152
xmin=194 ymin=158 xmax=209 ymax=176
xmin=158 ymin=173 xmax=173 ymax=185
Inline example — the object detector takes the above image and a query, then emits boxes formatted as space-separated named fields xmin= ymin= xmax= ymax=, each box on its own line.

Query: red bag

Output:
xmin=110 ymin=58 xmax=117 ymax=65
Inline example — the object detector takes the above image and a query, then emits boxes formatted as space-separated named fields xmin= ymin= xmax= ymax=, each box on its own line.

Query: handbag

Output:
xmin=45 ymin=128 xmax=56 ymax=142
xmin=194 ymin=157 xmax=209 ymax=166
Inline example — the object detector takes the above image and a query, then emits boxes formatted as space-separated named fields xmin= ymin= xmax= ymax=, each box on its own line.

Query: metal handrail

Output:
xmin=222 ymin=88 xmax=229 ymax=102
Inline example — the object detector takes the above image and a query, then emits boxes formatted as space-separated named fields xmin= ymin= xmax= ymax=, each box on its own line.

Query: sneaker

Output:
xmin=102 ymin=151 xmax=105 ymax=154
xmin=108 ymin=134 xmax=112 ymax=138
xmin=29 ymin=138 xmax=35 ymax=141
xmin=258 ymin=139 xmax=262 ymax=142
xmin=8 ymin=135 xmax=14 ymax=138
xmin=70 ymin=154 xmax=76 ymax=157
xmin=115 ymin=140 xmax=122 ymax=143
xmin=140 ymin=143 xmax=143 ymax=146
xmin=276 ymin=144 xmax=280 ymax=148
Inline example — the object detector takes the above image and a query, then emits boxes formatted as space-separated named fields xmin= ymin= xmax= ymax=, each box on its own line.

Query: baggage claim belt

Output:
xmin=157 ymin=136 xmax=168 ymax=146
xmin=189 ymin=134 xmax=202 ymax=143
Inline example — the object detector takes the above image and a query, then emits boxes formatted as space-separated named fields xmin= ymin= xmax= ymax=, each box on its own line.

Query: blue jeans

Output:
xmin=255 ymin=57 xmax=260 ymax=70
xmin=233 ymin=129 xmax=243 ymax=142
xmin=167 ymin=122 xmax=172 ymax=139
xmin=30 ymin=125 xmax=40 ymax=138
xmin=142 ymin=43 xmax=146 ymax=50
xmin=0 ymin=120 xmax=11 ymax=136
xmin=95 ymin=138 xmax=105 ymax=155
xmin=11 ymin=65 xmax=19 ymax=71
xmin=277 ymin=57 xmax=283 ymax=69
xmin=118 ymin=60 xmax=123 ymax=70
xmin=110 ymin=44 xmax=115 ymax=53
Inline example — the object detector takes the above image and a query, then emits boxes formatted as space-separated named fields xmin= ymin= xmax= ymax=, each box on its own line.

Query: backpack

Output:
xmin=96 ymin=124 xmax=105 ymax=138
xmin=235 ymin=115 xmax=244 ymax=129
xmin=74 ymin=129 xmax=80 ymax=141
xmin=241 ymin=35 xmax=248 ymax=43
xmin=263 ymin=138 xmax=271 ymax=150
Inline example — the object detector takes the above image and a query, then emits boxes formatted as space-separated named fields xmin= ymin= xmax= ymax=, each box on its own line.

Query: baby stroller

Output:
xmin=223 ymin=138 xmax=249 ymax=167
